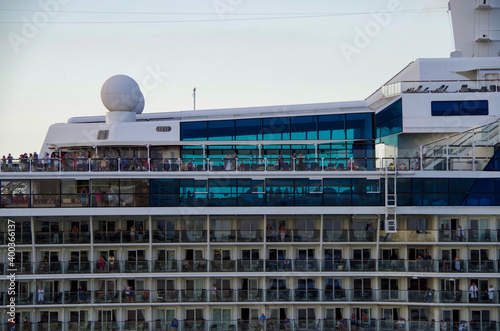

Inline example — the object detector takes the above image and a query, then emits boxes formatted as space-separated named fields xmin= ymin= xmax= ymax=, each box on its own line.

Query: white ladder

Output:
xmin=385 ymin=166 xmax=397 ymax=233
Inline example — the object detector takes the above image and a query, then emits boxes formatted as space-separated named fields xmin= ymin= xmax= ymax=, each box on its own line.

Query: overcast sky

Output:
xmin=0 ymin=0 xmax=452 ymax=157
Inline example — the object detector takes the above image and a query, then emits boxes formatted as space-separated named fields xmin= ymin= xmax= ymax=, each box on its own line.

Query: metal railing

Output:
xmin=5 ymin=289 xmax=499 ymax=306
xmin=3 ymin=258 xmax=499 ymax=275
xmin=2 ymin=229 xmax=499 ymax=246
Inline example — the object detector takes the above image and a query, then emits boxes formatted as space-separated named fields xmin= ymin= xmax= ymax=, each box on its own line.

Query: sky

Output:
xmin=0 ymin=0 xmax=452 ymax=157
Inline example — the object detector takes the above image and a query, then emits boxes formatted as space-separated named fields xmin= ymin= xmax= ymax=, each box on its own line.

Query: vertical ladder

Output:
xmin=385 ymin=166 xmax=397 ymax=233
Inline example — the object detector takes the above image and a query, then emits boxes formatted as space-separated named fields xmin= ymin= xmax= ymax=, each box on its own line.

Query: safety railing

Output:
xmin=6 ymin=289 xmax=499 ymax=306
xmin=5 ymin=258 xmax=499 ymax=276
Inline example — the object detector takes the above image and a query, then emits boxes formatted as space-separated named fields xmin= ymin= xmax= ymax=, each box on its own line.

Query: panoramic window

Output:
xmin=376 ymin=99 xmax=402 ymax=138
xmin=431 ymin=100 xmax=488 ymax=116
xmin=180 ymin=121 xmax=207 ymax=140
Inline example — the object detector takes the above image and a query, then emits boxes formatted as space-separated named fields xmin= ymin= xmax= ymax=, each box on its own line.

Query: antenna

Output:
xmin=193 ymin=87 xmax=196 ymax=110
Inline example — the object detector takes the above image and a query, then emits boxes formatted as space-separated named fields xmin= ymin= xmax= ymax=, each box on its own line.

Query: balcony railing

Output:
xmin=383 ymin=79 xmax=500 ymax=97
xmin=7 ymin=258 xmax=500 ymax=275
xmin=6 ymin=289 xmax=499 ymax=307
xmin=34 ymin=231 xmax=91 ymax=244
xmin=0 ymin=156 xmax=474 ymax=174
xmin=3 ymin=229 xmax=499 ymax=245
xmin=3 ymin=319 xmax=498 ymax=331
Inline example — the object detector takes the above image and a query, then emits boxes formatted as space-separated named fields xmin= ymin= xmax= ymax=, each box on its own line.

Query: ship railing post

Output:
xmin=206 ymin=158 xmax=210 ymax=172
xmin=420 ymin=145 xmax=423 ymax=171
xmin=118 ymin=158 xmax=121 ymax=172
xmin=88 ymin=158 xmax=91 ymax=172
xmin=472 ymin=128 xmax=476 ymax=171
xmin=321 ymin=158 xmax=324 ymax=171
xmin=178 ymin=158 xmax=181 ymax=172
xmin=446 ymin=137 xmax=450 ymax=171
xmin=147 ymin=144 xmax=150 ymax=172
xmin=264 ymin=158 xmax=267 ymax=172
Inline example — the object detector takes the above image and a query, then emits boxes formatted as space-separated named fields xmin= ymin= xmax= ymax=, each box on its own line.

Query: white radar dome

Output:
xmin=133 ymin=92 xmax=145 ymax=114
xmin=101 ymin=75 xmax=142 ymax=112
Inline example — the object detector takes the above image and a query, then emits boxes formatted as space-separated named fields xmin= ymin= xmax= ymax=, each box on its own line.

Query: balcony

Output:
xmin=8 ymin=289 xmax=498 ymax=307
xmin=12 ymin=258 xmax=500 ymax=275
xmin=382 ymin=79 xmax=500 ymax=98
xmin=237 ymin=260 xmax=264 ymax=272
xmin=35 ymin=231 xmax=90 ymax=244
xmin=4 ymin=320 xmax=500 ymax=331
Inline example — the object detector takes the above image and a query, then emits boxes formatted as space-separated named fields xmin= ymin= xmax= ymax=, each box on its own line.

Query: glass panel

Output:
xmin=290 ymin=116 xmax=317 ymax=140
xmin=346 ymin=113 xmax=373 ymax=140
xmin=263 ymin=117 xmax=290 ymax=140
xmin=318 ymin=114 xmax=345 ymax=140
xmin=235 ymin=118 xmax=262 ymax=140
xmin=208 ymin=120 xmax=235 ymax=140
xmin=181 ymin=121 xmax=207 ymax=140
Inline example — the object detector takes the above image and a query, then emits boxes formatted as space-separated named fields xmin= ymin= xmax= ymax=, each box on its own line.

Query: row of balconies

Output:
xmin=2 ymin=319 xmax=492 ymax=331
xmin=5 ymin=259 xmax=500 ymax=275
xmin=5 ymin=288 xmax=500 ymax=306
xmin=6 ymin=229 xmax=500 ymax=245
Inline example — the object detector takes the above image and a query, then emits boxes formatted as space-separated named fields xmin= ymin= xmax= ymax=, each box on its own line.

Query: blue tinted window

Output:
xmin=290 ymin=116 xmax=317 ymax=140
xmin=470 ymin=178 xmax=494 ymax=193
xmin=423 ymin=179 xmax=448 ymax=193
xmin=263 ymin=117 xmax=290 ymax=140
xmin=449 ymin=178 xmax=474 ymax=193
xmin=460 ymin=101 xmax=488 ymax=115
xmin=150 ymin=179 xmax=179 ymax=194
xmin=180 ymin=121 xmax=207 ymax=140
xmin=431 ymin=100 xmax=488 ymax=116
xmin=346 ymin=113 xmax=373 ymax=140
xmin=318 ymin=114 xmax=345 ymax=140
xmin=376 ymin=99 xmax=402 ymax=138
xmin=235 ymin=119 xmax=262 ymax=140
xmin=208 ymin=120 xmax=235 ymax=140
xmin=396 ymin=179 xmax=411 ymax=193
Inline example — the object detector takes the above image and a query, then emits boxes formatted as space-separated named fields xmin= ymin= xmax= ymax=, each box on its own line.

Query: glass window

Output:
xmin=208 ymin=120 xmax=235 ymax=141
xmin=263 ymin=117 xmax=290 ymax=140
xmin=423 ymin=179 xmax=448 ymax=193
xmin=61 ymin=180 xmax=89 ymax=194
xmin=431 ymin=100 xmax=488 ymax=116
xmin=235 ymin=119 xmax=262 ymax=140
xmin=31 ymin=179 xmax=60 ymax=194
xmin=376 ymin=99 xmax=402 ymax=138
xmin=408 ymin=219 xmax=427 ymax=231
xmin=291 ymin=116 xmax=317 ymax=140
xmin=346 ymin=113 xmax=373 ymax=140
xmin=318 ymin=115 xmax=345 ymax=140
xmin=91 ymin=180 xmax=119 ymax=194
xmin=150 ymin=179 xmax=179 ymax=194
xmin=180 ymin=121 xmax=207 ymax=140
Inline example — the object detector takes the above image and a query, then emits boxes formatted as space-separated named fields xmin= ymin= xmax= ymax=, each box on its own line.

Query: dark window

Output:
xmin=262 ymin=117 xmax=290 ymax=140
xmin=156 ymin=126 xmax=172 ymax=132
xmin=97 ymin=130 xmax=109 ymax=140
xmin=290 ymin=116 xmax=317 ymax=140
xmin=208 ymin=120 xmax=235 ymax=141
xmin=180 ymin=121 xmax=207 ymax=140
xmin=318 ymin=114 xmax=345 ymax=140
xmin=346 ymin=113 xmax=373 ymax=140
xmin=376 ymin=99 xmax=402 ymax=138
xmin=431 ymin=100 xmax=488 ymax=116
xmin=235 ymin=119 xmax=262 ymax=140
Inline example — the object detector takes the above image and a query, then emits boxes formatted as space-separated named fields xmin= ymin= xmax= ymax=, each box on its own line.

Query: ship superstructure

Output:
xmin=1 ymin=1 xmax=500 ymax=330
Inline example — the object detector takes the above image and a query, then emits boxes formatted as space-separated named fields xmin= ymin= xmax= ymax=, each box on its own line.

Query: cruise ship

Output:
xmin=2 ymin=1 xmax=500 ymax=330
